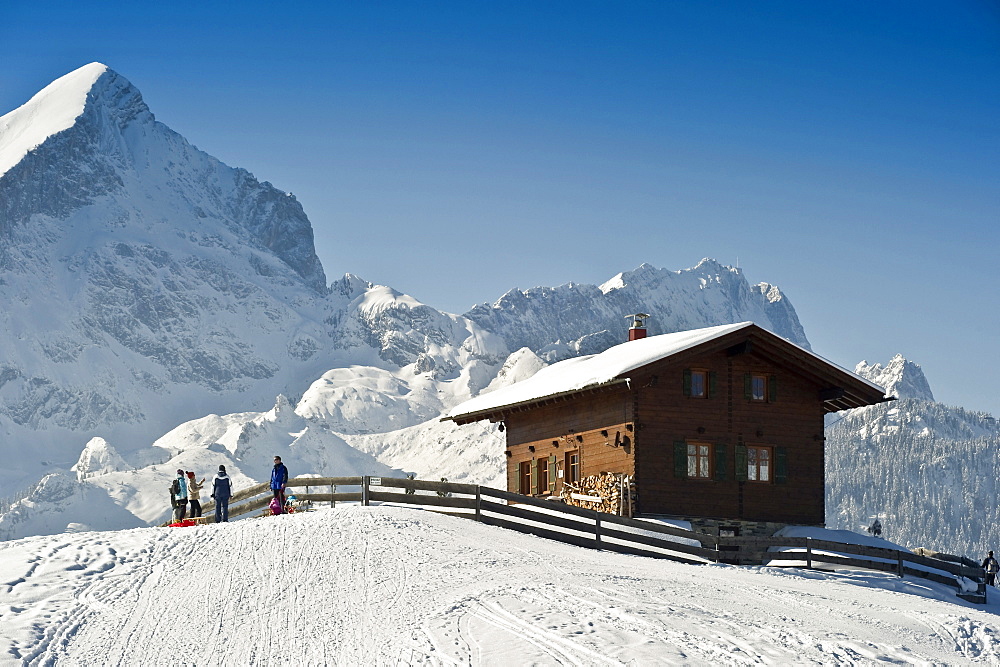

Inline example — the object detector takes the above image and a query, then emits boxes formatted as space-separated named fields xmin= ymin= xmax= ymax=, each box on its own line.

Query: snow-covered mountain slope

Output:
xmin=827 ymin=356 xmax=1000 ymax=557
xmin=0 ymin=64 xmax=509 ymax=495
xmin=3 ymin=506 xmax=999 ymax=665
xmin=465 ymin=258 xmax=809 ymax=360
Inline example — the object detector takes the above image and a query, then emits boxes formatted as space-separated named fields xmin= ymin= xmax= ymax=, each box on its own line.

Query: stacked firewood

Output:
xmin=561 ymin=472 xmax=633 ymax=516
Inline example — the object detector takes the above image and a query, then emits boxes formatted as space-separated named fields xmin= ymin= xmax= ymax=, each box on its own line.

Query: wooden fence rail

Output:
xmin=182 ymin=474 xmax=986 ymax=604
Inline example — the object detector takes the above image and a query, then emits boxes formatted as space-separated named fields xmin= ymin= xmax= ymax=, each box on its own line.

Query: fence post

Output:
xmin=362 ymin=476 xmax=370 ymax=506
xmin=897 ymin=551 xmax=904 ymax=578
xmin=331 ymin=484 xmax=336 ymax=508
xmin=806 ymin=538 xmax=813 ymax=569
xmin=594 ymin=510 xmax=602 ymax=549
xmin=475 ymin=486 xmax=482 ymax=522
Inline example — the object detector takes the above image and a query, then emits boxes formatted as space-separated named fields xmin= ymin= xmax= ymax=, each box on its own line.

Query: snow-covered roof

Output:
xmin=447 ymin=323 xmax=749 ymax=420
xmin=447 ymin=321 xmax=886 ymax=422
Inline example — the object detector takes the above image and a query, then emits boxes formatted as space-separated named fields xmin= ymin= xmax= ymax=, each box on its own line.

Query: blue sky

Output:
xmin=2 ymin=1 xmax=998 ymax=415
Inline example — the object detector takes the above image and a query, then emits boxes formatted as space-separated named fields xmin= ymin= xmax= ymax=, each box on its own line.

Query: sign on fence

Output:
xmin=370 ymin=477 xmax=382 ymax=486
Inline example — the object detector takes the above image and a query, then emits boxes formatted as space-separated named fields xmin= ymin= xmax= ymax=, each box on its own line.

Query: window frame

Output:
xmin=750 ymin=374 xmax=768 ymax=402
xmin=746 ymin=445 xmax=773 ymax=483
xmin=690 ymin=369 xmax=709 ymax=399
xmin=687 ymin=441 xmax=713 ymax=480
xmin=564 ymin=450 xmax=580 ymax=486
xmin=518 ymin=461 xmax=532 ymax=494
xmin=537 ymin=457 xmax=549 ymax=495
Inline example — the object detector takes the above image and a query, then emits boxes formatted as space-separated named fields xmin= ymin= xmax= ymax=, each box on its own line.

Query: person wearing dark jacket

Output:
xmin=983 ymin=551 xmax=999 ymax=586
xmin=271 ymin=456 xmax=289 ymax=514
xmin=211 ymin=465 xmax=233 ymax=523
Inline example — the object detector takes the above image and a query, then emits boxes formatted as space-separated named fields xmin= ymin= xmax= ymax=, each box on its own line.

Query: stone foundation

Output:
xmin=642 ymin=514 xmax=821 ymax=538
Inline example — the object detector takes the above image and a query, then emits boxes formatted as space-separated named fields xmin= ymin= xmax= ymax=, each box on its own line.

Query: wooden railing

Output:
xmin=191 ymin=475 xmax=986 ymax=604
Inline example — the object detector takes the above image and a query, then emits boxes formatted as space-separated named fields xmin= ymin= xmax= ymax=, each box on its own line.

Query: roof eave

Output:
xmin=443 ymin=378 xmax=631 ymax=425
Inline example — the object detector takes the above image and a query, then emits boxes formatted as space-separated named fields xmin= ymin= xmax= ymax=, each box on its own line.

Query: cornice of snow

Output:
xmin=0 ymin=63 xmax=110 ymax=180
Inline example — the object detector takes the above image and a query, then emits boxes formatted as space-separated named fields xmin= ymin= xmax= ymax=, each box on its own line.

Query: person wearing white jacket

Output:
xmin=186 ymin=471 xmax=206 ymax=518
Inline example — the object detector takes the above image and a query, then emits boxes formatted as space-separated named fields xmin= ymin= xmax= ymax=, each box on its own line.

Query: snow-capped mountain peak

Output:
xmin=855 ymin=355 xmax=935 ymax=402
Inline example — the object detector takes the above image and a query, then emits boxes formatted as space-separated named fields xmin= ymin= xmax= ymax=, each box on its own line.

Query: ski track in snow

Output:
xmin=2 ymin=506 xmax=1000 ymax=666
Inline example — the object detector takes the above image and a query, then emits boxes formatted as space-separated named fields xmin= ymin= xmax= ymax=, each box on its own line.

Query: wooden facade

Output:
xmin=449 ymin=323 xmax=888 ymax=532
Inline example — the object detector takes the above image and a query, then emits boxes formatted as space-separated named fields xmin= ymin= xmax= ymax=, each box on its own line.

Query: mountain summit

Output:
xmin=855 ymin=355 xmax=934 ymax=402
xmin=0 ymin=63 xmax=326 ymax=289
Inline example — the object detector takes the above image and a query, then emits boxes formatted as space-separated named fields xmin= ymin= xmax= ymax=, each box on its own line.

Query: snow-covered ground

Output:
xmin=3 ymin=506 xmax=999 ymax=665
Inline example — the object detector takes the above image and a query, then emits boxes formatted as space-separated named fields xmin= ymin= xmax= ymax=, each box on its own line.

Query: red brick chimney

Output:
xmin=626 ymin=313 xmax=649 ymax=341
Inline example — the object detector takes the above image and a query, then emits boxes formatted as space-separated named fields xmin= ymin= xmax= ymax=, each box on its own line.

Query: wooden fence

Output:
xmin=193 ymin=475 xmax=986 ymax=604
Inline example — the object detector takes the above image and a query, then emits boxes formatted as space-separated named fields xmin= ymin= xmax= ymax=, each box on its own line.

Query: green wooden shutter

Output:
xmin=508 ymin=461 xmax=519 ymax=493
xmin=769 ymin=375 xmax=778 ymax=402
xmin=682 ymin=369 xmax=692 ymax=396
xmin=709 ymin=371 xmax=718 ymax=398
xmin=744 ymin=373 xmax=752 ymax=400
xmin=548 ymin=455 xmax=557 ymax=493
xmin=714 ymin=443 xmax=727 ymax=481
xmin=530 ymin=459 xmax=538 ymax=494
xmin=775 ymin=447 xmax=788 ymax=484
xmin=674 ymin=441 xmax=688 ymax=479
xmin=735 ymin=445 xmax=748 ymax=482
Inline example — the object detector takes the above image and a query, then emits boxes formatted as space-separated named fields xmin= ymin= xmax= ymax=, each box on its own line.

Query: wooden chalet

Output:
xmin=445 ymin=321 xmax=889 ymax=536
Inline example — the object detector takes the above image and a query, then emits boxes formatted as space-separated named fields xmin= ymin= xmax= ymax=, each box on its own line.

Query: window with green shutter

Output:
xmin=714 ymin=443 xmax=727 ymax=481
xmin=508 ymin=461 xmax=519 ymax=492
xmin=530 ymin=458 xmax=538 ymax=494
xmin=674 ymin=441 xmax=687 ymax=479
xmin=775 ymin=447 xmax=788 ymax=484
xmin=548 ymin=455 xmax=557 ymax=493
xmin=709 ymin=371 xmax=718 ymax=398
xmin=518 ymin=461 xmax=531 ymax=494
xmin=746 ymin=373 xmax=777 ymax=402
xmin=686 ymin=369 xmax=710 ymax=398
xmin=734 ymin=445 xmax=748 ymax=482
xmin=747 ymin=446 xmax=772 ymax=482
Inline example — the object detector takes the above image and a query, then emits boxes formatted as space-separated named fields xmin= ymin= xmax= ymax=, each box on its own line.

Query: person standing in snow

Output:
xmin=186 ymin=471 xmax=206 ymax=518
xmin=983 ymin=550 xmax=999 ymax=586
xmin=172 ymin=469 xmax=188 ymax=521
xmin=271 ymin=456 xmax=289 ymax=514
xmin=212 ymin=465 xmax=233 ymax=523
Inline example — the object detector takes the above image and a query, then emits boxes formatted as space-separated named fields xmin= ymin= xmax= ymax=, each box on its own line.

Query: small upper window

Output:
xmin=751 ymin=374 xmax=768 ymax=401
xmin=690 ymin=370 xmax=708 ymax=398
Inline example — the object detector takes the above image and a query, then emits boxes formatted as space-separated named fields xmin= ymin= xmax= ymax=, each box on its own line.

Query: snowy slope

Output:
xmin=2 ymin=506 xmax=1000 ymax=665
